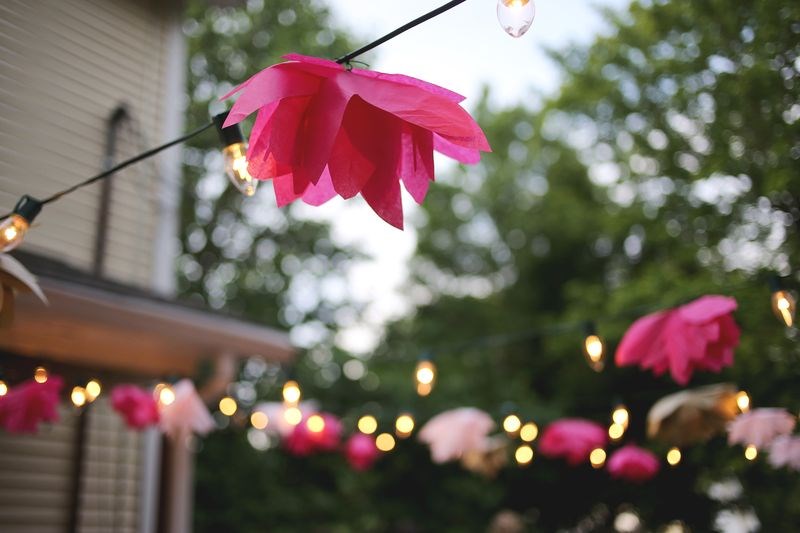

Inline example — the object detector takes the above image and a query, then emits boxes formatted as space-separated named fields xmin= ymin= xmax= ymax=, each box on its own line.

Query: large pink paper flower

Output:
xmin=418 ymin=407 xmax=496 ymax=463
xmin=285 ymin=422 xmax=316 ymax=457
xmin=344 ymin=433 xmax=380 ymax=471
xmin=607 ymin=445 xmax=660 ymax=483
xmin=538 ymin=418 xmax=607 ymax=465
xmin=727 ymin=408 xmax=797 ymax=449
xmin=0 ymin=376 xmax=63 ymax=434
xmin=222 ymin=54 xmax=490 ymax=229
xmin=286 ymin=413 xmax=344 ymax=456
xmin=768 ymin=435 xmax=800 ymax=471
xmin=111 ymin=385 xmax=160 ymax=430
xmin=158 ymin=380 xmax=215 ymax=440
xmin=615 ymin=295 xmax=740 ymax=385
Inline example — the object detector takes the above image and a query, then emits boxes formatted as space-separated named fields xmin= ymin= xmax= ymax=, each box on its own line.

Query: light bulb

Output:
xmin=771 ymin=289 xmax=796 ymax=328
xmin=0 ymin=196 xmax=42 ymax=252
xmin=85 ymin=379 xmax=101 ymax=402
xmin=590 ymin=448 xmax=606 ymax=469
xmin=736 ymin=391 xmax=751 ymax=413
xmin=583 ymin=334 xmax=605 ymax=372
xmin=376 ymin=432 xmax=396 ymax=452
xmin=515 ymin=444 xmax=534 ymax=465
xmin=0 ymin=380 xmax=7 ymax=397
xmin=415 ymin=359 xmax=436 ymax=396
xmin=284 ymin=406 xmax=302 ymax=426
xmin=307 ymin=414 xmax=325 ymax=433
xmin=282 ymin=379 xmax=301 ymax=405
xmin=250 ymin=411 xmax=269 ymax=430
xmin=497 ymin=0 xmax=535 ymax=38
xmin=71 ymin=386 xmax=87 ymax=407
xmin=222 ymin=142 xmax=257 ymax=197
xmin=503 ymin=414 xmax=522 ymax=434
xmin=395 ymin=413 xmax=415 ymax=437
xmin=520 ymin=422 xmax=539 ymax=442
xmin=608 ymin=423 xmax=625 ymax=441
xmin=34 ymin=366 xmax=48 ymax=384
xmin=358 ymin=415 xmax=378 ymax=435
xmin=667 ymin=447 xmax=682 ymax=466
xmin=219 ymin=396 xmax=237 ymax=416
xmin=744 ymin=445 xmax=758 ymax=461
xmin=154 ymin=383 xmax=175 ymax=406
xmin=612 ymin=405 xmax=630 ymax=429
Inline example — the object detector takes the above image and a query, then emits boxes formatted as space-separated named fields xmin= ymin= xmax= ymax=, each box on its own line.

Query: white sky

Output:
xmin=294 ymin=0 xmax=631 ymax=353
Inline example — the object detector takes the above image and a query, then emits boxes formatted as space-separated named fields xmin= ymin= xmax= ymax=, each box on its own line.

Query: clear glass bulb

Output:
xmin=497 ymin=0 xmax=536 ymax=38
xmin=0 ymin=214 xmax=30 ymax=252
xmin=222 ymin=142 xmax=257 ymax=197
xmin=282 ymin=380 xmax=301 ymax=405
xmin=583 ymin=334 xmax=605 ymax=372
xmin=771 ymin=289 xmax=796 ymax=327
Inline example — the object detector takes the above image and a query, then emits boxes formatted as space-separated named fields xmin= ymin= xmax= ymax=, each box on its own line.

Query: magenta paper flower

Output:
xmin=768 ymin=435 xmax=800 ymax=471
xmin=727 ymin=408 xmax=797 ymax=449
xmin=539 ymin=418 xmax=608 ymax=465
xmin=418 ymin=407 xmax=496 ymax=463
xmin=615 ymin=295 xmax=740 ymax=385
xmin=158 ymin=380 xmax=215 ymax=440
xmin=222 ymin=54 xmax=491 ymax=229
xmin=607 ymin=445 xmax=660 ymax=483
xmin=0 ymin=376 xmax=63 ymax=434
xmin=285 ymin=422 xmax=316 ymax=457
xmin=344 ymin=433 xmax=380 ymax=471
xmin=111 ymin=385 xmax=160 ymax=430
xmin=286 ymin=413 xmax=343 ymax=456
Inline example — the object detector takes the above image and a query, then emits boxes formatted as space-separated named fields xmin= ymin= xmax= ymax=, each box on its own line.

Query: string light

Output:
xmin=667 ymin=447 xmax=682 ymax=466
xmin=154 ymin=383 xmax=175 ymax=406
xmin=376 ymin=432 xmax=396 ymax=452
xmin=219 ymin=396 xmax=238 ymax=416
xmin=744 ymin=445 xmax=758 ymax=461
xmin=769 ymin=276 xmax=795 ymax=327
xmin=395 ymin=413 xmax=415 ymax=438
xmin=608 ymin=423 xmax=625 ymax=441
xmin=589 ymin=448 xmax=606 ymax=469
xmin=307 ymin=414 xmax=326 ymax=433
xmin=33 ymin=366 xmax=48 ymax=384
xmin=496 ymin=0 xmax=535 ymax=38
xmin=736 ymin=391 xmax=751 ymax=413
xmin=0 ymin=380 xmax=7 ymax=397
xmin=213 ymin=112 xmax=257 ymax=197
xmin=284 ymin=406 xmax=302 ymax=426
xmin=612 ymin=405 xmax=630 ymax=430
xmin=85 ymin=379 xmax=101 ymax=402
xmin=0 ymin=196 xmax=42 ymax=252
xmin=414 ymin=357 xmax=437 ymax=397
xmin=71 ymin=386 xmax=87 ymax=407
xmin=520 ymin=422 xmax=539 ymax=442
xmin=282 ymin=380 xmax=302 ymax=405
xmin=583 ymin=322 xmax=605 ymax=372
xmin=503 ymin=414 xmax=522 ymax=435
xmin=358 ymin=415 xmax=378 ymax=435
xmin=250 ymin=411 xmax=269 ymax=430
xmin=515 ymin=444 xmax=534 ymax=465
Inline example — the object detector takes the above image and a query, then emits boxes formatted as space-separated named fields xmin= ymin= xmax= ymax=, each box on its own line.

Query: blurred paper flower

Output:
xmin=285 ymin=421 xmax=316 ymax=457
xmin=607 ymin=445 xmax=660 ymax=483
xmin=728 ymin=408 xmax=796 ymax=449
xmin=615 ymin=295 xmax=740 ymax=385
xmin=460 ymin=435 xmax=509 ymax=478
xmin=254 ymin=401 xmax=318 ymax=438
xmin=308 ymin=413 xmax=343 ymax=452
xmin=159 ymin=380 xmax=215 ymax=440
xmin=767 ymin=435 xmax=800 ymax=471
xmin=647 ymin=383 xmax=740 ymax=446
xmin=0 ymin=254 xmax=47 ymax=328
xmin=539 ymin=418 xmax=607 ymax=465
xmin=111 ymin=385 xmax=160 ymax=430
xmin=0 ymin=376 xmax=62 ymax=433
xmin=222 ymin=54 xmax=490 ymax=229
xmin=344 ymin=433 xmax=380 ymax=471
xmin=418 ymin=407 xmax=496 ymax=463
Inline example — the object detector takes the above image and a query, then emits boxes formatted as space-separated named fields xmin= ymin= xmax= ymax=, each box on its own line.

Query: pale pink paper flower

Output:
xmin=727 ymin=408 xmax=796 ymax=449
xmin=538 ymin=418 xmax=607 ymax=465
xmin=344 ymin=433 xmax=380 ymax=471
xmin=111 ymin=385 xmax=159 ymax=430
xmin=158 ymin=379 xmax=215 ymax=440
xmin=222 ymin=54 xmax=490 ymax=229
xmin=615 ymin=295 xmax=740 ymax=385
xmin=607 ymin=445 xmax=660 ymax=483
xmin=418 ymin=407 xmax=496 ymax=463
xmin=253 ymin=401 xmax=318 ymax=438
xmin=0 ymin=376 xmax=62 ymax=433
xmin=768 ymin=435 xmax=800 ymax=471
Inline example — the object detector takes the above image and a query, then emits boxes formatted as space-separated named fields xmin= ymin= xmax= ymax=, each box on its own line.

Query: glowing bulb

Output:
xmin=583 ymin=334 xmax=605 ymax=372
xmin=154 ymin=383 xmax=175 ymax=406
xmin=520 ymin=422 xmax=539 ymax=442
xmin=85 ymin=380 xmax=101 ymax=402
xmin=415 ymin=359 xmax=436 ymax=396
xmin=376 ymin=432 xmax=396 ymax=452
xmin=284 ymin=406 xmax=302 ymax=426
xmin=33 ymin=366 xmax=48 ymax=384
xmin=71 ymin=386 xmax=87 ymax=407
xmin=609 ymin=423 xmax=625 ymax=441
xmin=744 ymin=445 xmax=758 ymax=461
xmin=515 ymin=444 xmax=534 ymax=465
xmin=667 ymin=447 xmax=682 ymax=466
xmin=416 ymin=382 xmax=433 ymax=397
xmin=612 ymin=405 xmax=630 ymax=429
xmin=222 ymin=143 xmax=257 ymax=197
xmin=771 ymin=290 xmax=795 ymax=327
xmin=0 ymin=380 xmax=7 ymax=397
xmin=0 ymin=196 xmax=42 ymax=252
xmin=358 ymin=415 xmax=378 ymax=435
xmin=736 ymin=391 xmax=751 ymax=413
xmin=496 ymin=0 xmax=535 ymax=38
xmin=307 ymin=414 xmax=325 ymax=433
xmin=395 ymin=414 xmax=415 ymax=437
xmin=503 ymin=414 xmax=522 ymax=434
xmin=219 ymin=396 xmax=237 ymax=416
xmin=282 ymin=380 xmax=301 ymax=405
xmin=590 ymin=448 xmax=606 ymax=468
xmin=250 ymin=411 xmax=269 ymax=430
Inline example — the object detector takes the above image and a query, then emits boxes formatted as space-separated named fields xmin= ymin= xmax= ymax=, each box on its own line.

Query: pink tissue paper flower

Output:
xmin=768 ymin=435 xmax=800 ymax=471
xmin=158 ymin=380 xmax=215 ymax=440
xmin=418 ymin=407 xmax=496 ymax=463
xmin=284 ymin=421 xmax=316 ymax=457
xmin=727 ymin=408 xmax=797 ymax=449
xmin=0 ymin=376 xmax=63 ymax=434
xmin=607 ymin=445 xmax=660 ymax=483
xmin=344 ymin=433 xmax=380 ymax=471
xmin=285 ymin=412 xmax=343 ymax=456
xmin=111 ymin=385 xmax=160 ymax=430
xmin=615 ymin=295 xmax=740 ymax=385
xmin=222 ymin=54 xmax=491 ymax=229
xmin=539 ymin=418 xmax=608 ymax=465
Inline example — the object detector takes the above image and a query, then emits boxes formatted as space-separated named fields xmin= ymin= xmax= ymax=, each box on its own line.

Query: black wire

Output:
xmin=335 ymin=0 xmax=469 ymax=65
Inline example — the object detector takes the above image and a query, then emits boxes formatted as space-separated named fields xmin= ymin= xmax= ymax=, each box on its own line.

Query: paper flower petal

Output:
xmin=607 ymin=445 xmax=660 ymax=483
xmin=0 ymin=376 xmax=63 ymax=434
xmin=538 ymin=418 xmax=607 ymax=465
xmin=727 ymin=408 xmax=797 ymax=449
xmin=111 ymin=385 xmax=160 ymax=430
xmin=158 ymin=380 xmax=215 ymax=440
xmin=418 ymin=407 xmax=496 ymax=464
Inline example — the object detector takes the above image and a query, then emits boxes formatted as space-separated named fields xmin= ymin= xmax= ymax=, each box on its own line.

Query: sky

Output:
xmin=296 ymin=0 xmax=632 ymax=353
